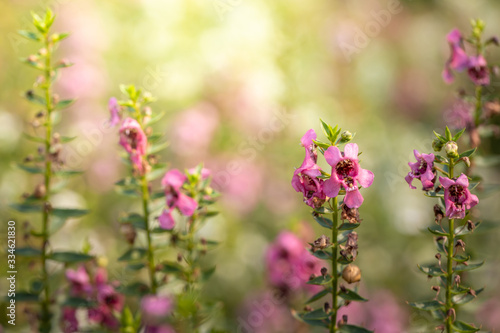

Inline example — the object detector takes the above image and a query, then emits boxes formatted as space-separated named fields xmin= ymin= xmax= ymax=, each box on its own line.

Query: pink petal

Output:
xmin=324 ymin=146 xmax=342 ymax=167
xmin=161 ymin=169 xmax=186 ymax=189
xmin=455 ymin=173 xmax=469 ymax=188
xmin=405 ymin=174 xmax=416 ymax=190
xmin=447 ymin=28 xmax=462 ymax=45
xmin=300 ymin=129 xmax=317 ymax=147
xmin=450 ymin=46 xmax=470 ymax=71
xmin=176 ymin=193 xmax=198 ymax=216
xmin=323 ymin=177 xmax=341 ymax=198
xmin=344 ymin=189 xmax=364 ymax=208
xmin=466 ymin=193 xmax=479 ymax=209
xmin=357 ymin=168 xmax=374 ymax=188
xmin=442 ymin=67 xmax=454 ymax=84
xmin=422 ymin=153 xmax=435 ymax=164
xmin=159 ymin=209 xmax=175 ymax=229
xmin=413 ymin=150 xmax=421 ymax=160
xmin=344 ymin=143 xmax=359 ymax=160
xmin=439 ymin=176 xmax=455 ymax=189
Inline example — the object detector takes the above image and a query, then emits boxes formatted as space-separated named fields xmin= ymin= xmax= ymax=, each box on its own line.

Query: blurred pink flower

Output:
xmin=266 ymin=231 xmax=321 ymax=295
xmin=476 ymin=297 xmax=500 ymax=331
xmin=108 ymin=97 xmax=121 ymax=127
xmin=61 ymin=307 xmax=78 ymax=333
xmin=141 ymin=295 xmax=174 ymax=325
xmin=445 ymin=99 xmax=474 ymax=130
xmin=170 ymin=103 xmax=219 ymax=156
xmin=119 ymin=118 xmax=148 ymax=172
xmin=439 ymin=174 xmax=478 ymax=219
xmin=324 ymin=143 xmax=374 ymax=208
xmin=468 ymin=55 xmax=490 ymax=86
xmin=405 ymin=150 xmax=435 ymax=191
xmin=443 ymin=28 xmax=470 ymax=84
xmin=66 ymin=266 xmax=91 ymax=296
xmin=145 ymin=325 xmax=176 ymax=333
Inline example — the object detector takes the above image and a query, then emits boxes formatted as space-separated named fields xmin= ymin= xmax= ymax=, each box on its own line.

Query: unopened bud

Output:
xmin=341 ymin=131 xmax=352 ymax=141
xmin=467 ymin=220 xmax=475 ymax=232
xmin=33 ymin=184 xmax=46 ymax=198
xmin=342 ymin=264 xmax=361 ymax=284
xmin=454 ymin=275 xmax=461 ymax=286
xmin=97 ymin=256 xmax=108 ymax=267
xmin=462 ymin=156 xmax=471 ymax=167
xmin=432 ymin=139 xmax=444 ymax=152
xmin=321 ymin=267 xmax=328 ymax=276
xmin=38 ymin=48 xmax=48 ymax=56
xmin=435 ymin=253 xmax=441 ymax=260
xmin=445 ymin=141 xmax=459 ymax=158
xmin=27 ymin=55 xmax=38 ymax=62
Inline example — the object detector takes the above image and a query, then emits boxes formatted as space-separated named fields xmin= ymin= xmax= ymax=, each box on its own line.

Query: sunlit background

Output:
xmin=1 ymin=0 xmax=500 ymax=331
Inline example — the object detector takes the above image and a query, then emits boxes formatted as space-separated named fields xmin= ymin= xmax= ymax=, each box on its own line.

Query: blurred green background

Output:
xmin=1 ymin=0 xmax=500 ymax=332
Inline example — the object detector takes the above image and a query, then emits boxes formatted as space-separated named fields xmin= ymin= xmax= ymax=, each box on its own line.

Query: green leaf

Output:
xmin=320 ymin=119 xmax=336 ymax=143
xmin=25 ymin=92 xmax=46 ymax=105
xmin=453 ymin=128 xmax=466 ymax=141
xmin=445 ymin=126 xmax=452 ymax=141
xmin=54 ymin=170 xmax=84 ymax=177
xmin=16 ymin=163 xmax=43 ymax=174
xmin=147 ymin=142 xmax=169 ymax=155
xmin=339 ymin=324 xmax=374 ymax=333
xmin=18 ymin=30 xmax=40 ymax=41
xmin=338 ymin=230 xmax=354 ymax=244
xmin=418 ymin=264 xmax=445 ymax=277
xmin=126 ymin=263 xmax=146 ymax=271
xmin=455 ymin=221 xmax=481 ymax=236
xmin=312 ymin=139 xmax=330 ymax=150
xmin=118 ymin=282 xmax=150 ymax=296
xmin=310 ymin=249 xmax=332 ymax=260
xmin=452 ymin=288 xmax=483 ymax=305
xmin=16 ymin=247 xmax=41 ymax=257
xmin=302 ymin=308 xmax=330 ymax=320
xmin=49 ymin=251 xmax=93 ymax=263
xmin=10 ymin=203 xmax=43 ymax=213
xmin=408 ymin=300 xmax=443 ymax=311
xmin=115 ymin=177 xmax=140 ymax=188
xmin=338 ymin=289 xmax=368 ymax=302
xmin=452 ymin=254 xmax=470 ymax=263
xmin=433 ymin=131 xmax=447 ymax=143
xmin=202 ymin=266 xmax=216 ymax=281
xmin=49 ymin=216 xmax=66 ymax=235
xmin=147 ymin=164 xmax=167 ymax=181
xmin=60 ymin=136 xmax=77 ymax=143
xmin=434 ymin=155 xmax=449 ymax=165
xmin=305 ymin=288 xmax=331 ymax=304
xmin=51 ymin=33 xmax=70 ymax=43
xmin=30 ymin=279 xmax=44 ymax=294
xmin=424 ymin=191 xmax=444 ymax=198
xmin=63 ymin=297 xmax=94 ymax=308
xmin=338 ymin=223 xmax=360 ymax=231
xmin=159 ymin=261 xmax=184 ymax=273
xmin=23 ymin=132 xmax=46 ymax=143
xmin=459 ymin=148 xmax=477 ymax=159
xmin=51 ymin=208 xmax=89 ymax=219
xmin=307 ymin=275 xmax=333 ymax=286
xmin=314 ymin=207 xmax=333 ymax=214
xmin=14 ymin=291 xmax=39 ymax=302
xmin=145 ymin=111 xmax=165 ymax=126
xmin=118 ymin=248 xmax=147 ymax=262
xmin=427 ymin=225 xmax=449 ymax=237
xmin=454 ymin=261 xmax=484 ymax=273
xmin=31 ymin=12 xmax=47 ymax=33
xmin=313 ymin=215 xmax=333 ymax=228
xmin=120 ymin=213 xmax=146 ymax=230
xmin=55 ymin=99 xmax=75 ymax=109
xmin=451 ymin=321 xmax=480 ymax=332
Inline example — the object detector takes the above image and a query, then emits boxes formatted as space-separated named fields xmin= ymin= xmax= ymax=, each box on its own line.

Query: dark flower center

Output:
xmin=124 ymin=128 xmax=140 ymax=150
xmin=415 ymin=158 xmax=428 ymax=175
xmin=449 ymin=184 xmax=466 ymax=203
xmin=335 ymin=159 xmax=356 ymax=179
xmin=468 ymin=66 xmax=488 ymax=80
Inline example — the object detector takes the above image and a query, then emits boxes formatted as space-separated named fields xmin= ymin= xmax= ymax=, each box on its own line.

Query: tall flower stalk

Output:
xmin=11 ymin=9 xmax=91 ymax=333
xmin=291 ymin=120 xmax=374 ymax=333
xmin=406 ymin=127 xmax=481 ymax=332
xmin=110 ymin=86 xmax=220 ymax=332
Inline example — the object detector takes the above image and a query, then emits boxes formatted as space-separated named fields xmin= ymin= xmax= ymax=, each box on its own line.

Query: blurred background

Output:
xmin=1 ymin=0 xmax=500 ymax=331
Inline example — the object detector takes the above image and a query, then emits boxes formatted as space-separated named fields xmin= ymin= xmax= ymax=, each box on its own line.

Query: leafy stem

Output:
xmin=40 ymin=28 xmax=53 ymax=333
xmin=445 ymin=159 xmax=455 ymax=333
xmin=330 ymin=196 xmax=339 ymax=333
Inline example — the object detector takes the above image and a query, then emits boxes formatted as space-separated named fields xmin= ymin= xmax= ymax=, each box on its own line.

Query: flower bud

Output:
xmin=342 ymin=264 xmax=361 ymax=284
xmin=321 ymin=267 xmax=328 ymax=276
xmin=461 ymin=156 xmax=471 ymax=167
xmin=341 ymin=131 xmax=353 ymax=141
xmin=432 ymin=139 xmax=444 ymax=152
xmin=444 ymin=141 xmax=459 ymax=158
xmin=97 ymin=256 xmax=109 ymax=267
xmin=33 ymin=184 xmax=46 ymax=198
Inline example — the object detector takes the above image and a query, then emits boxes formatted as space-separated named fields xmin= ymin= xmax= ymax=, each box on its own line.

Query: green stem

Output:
xmin=330 ymin=197 xmax=339 ymax=333
xmin=445 ymin=160 xmax=455 ymax=333
xmin=39 ymin=31 xmax=53 ymax=333
xmin=474 ymin=85 xmax=482 ymax=128
xmin=141 ymin=173 xmax=157 ymax=294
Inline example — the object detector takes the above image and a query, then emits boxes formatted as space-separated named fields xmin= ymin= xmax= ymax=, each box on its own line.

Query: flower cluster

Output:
xmin=61 ymin=264 xmax=124 ymax=332
xmin=266 ymin=231 xmax=322 ymax=295
xmin=141 ymin=295 xmax=176 ymax=333
xmin=119 ymin=117 xmax=148 ymax=173
xmin=442 ymin=27 xmax=491 ymax=85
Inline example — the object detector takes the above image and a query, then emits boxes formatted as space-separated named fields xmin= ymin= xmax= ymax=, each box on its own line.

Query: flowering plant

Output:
xmin=291 ymin=120 xmax=374 ymax=333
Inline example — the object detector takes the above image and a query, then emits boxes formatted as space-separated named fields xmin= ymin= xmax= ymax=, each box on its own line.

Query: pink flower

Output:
xmin=61 ymin=307 xmax=78 ymax=333
xmin=188 ymin=167 xmax=211 ymax=179
xmin=96 ymin=284 xmax=124 ymax=312
xmin=159 ymin=169 xmax=198 ymax=229
xmin=439 ymin=174 xmax=478 ymax=219
xmin=119 ymin=118 xmax=148 ymax=172
xmin=108 ymin=97 xmax=121 ymax=127
xmin=292 ymin=130 xmax=326 ymax=208
xmin=145 ymin=325 xmax=176 ymax=333
xmin=141 ymin=295 xmax=174 ymax=324
xmin=405 ymin=150 xmax=436 ymax=191
xmin=66 ymin=266 xmax=91 ymax=296
xmin=323 ymin=143 xmax=374 ymax=208
xmin=443 ymin=29 xmax=470 ymax=84
xmin=266 ymin=231 xmax=321 ymax=294
xmin=468 ymin=55 xmax=490 ymax=86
